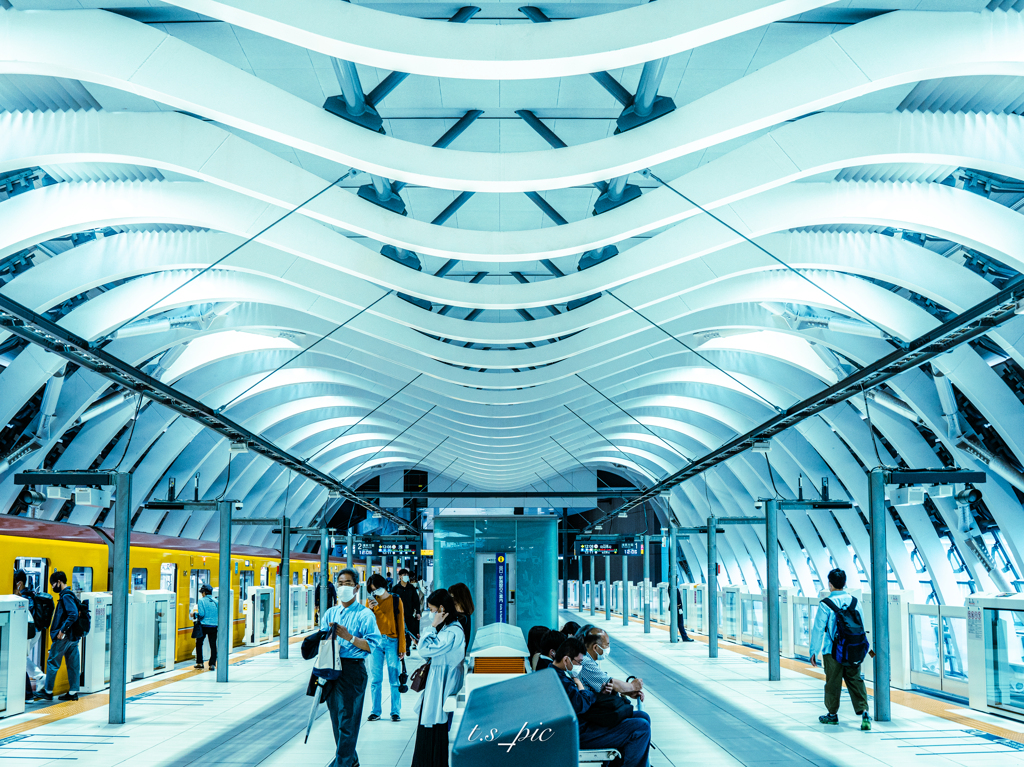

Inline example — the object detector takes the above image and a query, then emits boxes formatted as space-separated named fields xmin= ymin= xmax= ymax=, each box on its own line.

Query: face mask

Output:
xmin=567 ymin=664 xmax=581 ymax=678
xmin=599 ymin=645 xmax=611 ymax=661
xmin=338 ymin=585 xmax=357 ymax=602
xmin=373 ymin=588 xmax=387 ymax=598
xmin=401 ymin=576 xmax=410 ymax=583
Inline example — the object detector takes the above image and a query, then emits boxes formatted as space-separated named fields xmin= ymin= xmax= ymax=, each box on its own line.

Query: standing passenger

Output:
xmin=320 ymin=568 xmax=383 ymax=767
xmin=192 ymin=584 xmax=219 ymax=670
xmin=14 ymin=569 xmax=46 ymax=700
xmin=392 ymin=569 xmax=422 ymax=646
xmin=365 ymin=573 xmax=406 ymax=722
xmin=446 ymin=582 xmax=473 ymax=651
xmin=36 ymin=571 xmax=80 ymax=702
xmin=410 ymin=590 xmax=465 ymax=767
xmin=675 ymin=585 xmax=695 ymax=642
xmin=809 ymin=568 xmax=871 ymax=730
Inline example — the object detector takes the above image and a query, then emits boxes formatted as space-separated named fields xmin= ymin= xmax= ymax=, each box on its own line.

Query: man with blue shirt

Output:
xmin=809 ymin=568 xmax=871 ymax=730
xmin=319 ymin=568 xmax=382 ymax=767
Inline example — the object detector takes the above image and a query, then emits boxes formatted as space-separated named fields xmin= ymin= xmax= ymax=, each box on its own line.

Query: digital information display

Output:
xmin=575 ymin=539 xmax=645 ymax=556
xmin=353 ymin=538 xmax=419 ymax=557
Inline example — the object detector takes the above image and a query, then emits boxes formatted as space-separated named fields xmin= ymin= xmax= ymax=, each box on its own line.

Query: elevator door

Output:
xmin=475 ymin=552 xmax=516 ymax=628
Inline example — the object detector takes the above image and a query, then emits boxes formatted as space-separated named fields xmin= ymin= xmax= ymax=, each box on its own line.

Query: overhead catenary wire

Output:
xmin=107 ymin=167 xmax=359 ymax=339
xmin=605 ymin=291 xmax=784 ymax=414
xmin=643 ymin=169 xmax=900 ymax=347
xmin=110 ymin=393 xmax=144 ymax=472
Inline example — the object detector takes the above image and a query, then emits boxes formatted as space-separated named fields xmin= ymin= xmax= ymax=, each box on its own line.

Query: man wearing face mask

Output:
xmin=579 ymin=628 xmax=644 ymax=701
xmin=392 ymin=569 xmax=421 ymax=646
xmin=551 ymin=638 xmax=652 ymax=767
xmin=319 ymin=568 xmax=382 ymax=767
xmin=364 ymin=573 xmax=406 ymax=722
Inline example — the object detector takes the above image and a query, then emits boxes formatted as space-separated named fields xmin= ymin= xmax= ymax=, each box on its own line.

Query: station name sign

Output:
xmin=574 ymin=536 xmax=645 ymax=556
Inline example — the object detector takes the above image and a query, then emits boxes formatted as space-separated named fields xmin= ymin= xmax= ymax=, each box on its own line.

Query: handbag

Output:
xmin=580 ymin=692 xmax=634 ymax=727
xmin=409 ymin=659 xmax=430 ymax=693
xmin=191 ymin=620 xmax=204 ymax=640
xmin=311 ymin=630 xmax=343 ymax=680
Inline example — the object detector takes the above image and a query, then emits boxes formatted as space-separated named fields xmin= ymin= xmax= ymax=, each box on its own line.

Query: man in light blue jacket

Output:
xmin=809 ymin=568 xmax=870 ymax=729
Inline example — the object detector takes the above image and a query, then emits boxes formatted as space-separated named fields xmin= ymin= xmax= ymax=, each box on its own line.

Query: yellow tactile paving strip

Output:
xmin=0 ymin=634 xmax=307 ymax=739
xmin=592 ymin=611 xmax=1024 ymax=746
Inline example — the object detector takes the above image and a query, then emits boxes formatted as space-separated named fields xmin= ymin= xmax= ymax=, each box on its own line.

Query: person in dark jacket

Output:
xmin=14 ymin=569 xmax=44 ymax=701
xmin=676 ymin=587 xmax=695 ymax=642
xmin=36 ymin=571 xmax=79 ymax=702
xmin=392 ymin=569 xmax=421 ymax=645
xmin=550 ymin=638 xmax=651 ymax=767
xmin=315 ymin=579 xmax=338 ymax=623
xmin=534 ymin=630 xmax=567 ymax=671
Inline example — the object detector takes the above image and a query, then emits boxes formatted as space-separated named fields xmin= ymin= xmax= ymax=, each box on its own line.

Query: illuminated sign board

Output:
xmin=353 ymin=537 xmax=419 ymax=557
xmin=574 ymin=537 xmax=645 ymax=556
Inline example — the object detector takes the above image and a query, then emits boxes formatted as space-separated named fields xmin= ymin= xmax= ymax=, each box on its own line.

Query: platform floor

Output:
xmin=4 ymin=615 xmax=1024 ymax=767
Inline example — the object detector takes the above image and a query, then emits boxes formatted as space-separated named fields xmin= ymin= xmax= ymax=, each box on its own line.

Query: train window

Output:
xmin=14 ymin=557 xmax=47 ymax=593
xmin=160 ymin=563 xmax=177 ymax=592
xmin=292 ymin=572 xmax=299 ymax=586
xmin=132 ymin=568 xmax=148 ymax=591
xmin=72 ymin=567 xmax=92 ymax=595
xmin=239 ymin=570 xmax=254 ymax=604
xmin=190 ymin=569 xmax=211 ymax=606
xmin=260 ymin=567 xmax=268 ymax=586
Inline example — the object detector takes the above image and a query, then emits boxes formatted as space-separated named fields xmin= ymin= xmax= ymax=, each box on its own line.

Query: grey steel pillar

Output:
xmin=869 ymin=468 xmax=891 ymax=721
xmin=346 ymin=531 xmax=353 ymax=569
xmin=622 ymin=554 xmax=629 ymax=626
xmin=669 ymin=524 xmax=678 ymax=643
xmin=643 ymin=535 xmax=651 ymax=633
xmin=280 ymin=517 xmax=290 ymax=659
xmin=561 ymin=509 xmax=569 ymax=609
xmin=589 ymin=555 xmax=595 ymax=617
xmin=708 ymin=515 xmax=719 ymax=658
xmin=604 ymin=555 xmax=611 ymax=621
xmin=217 ymin=500 xmax=232 ymax=683
xmin=109 ymin=472 xmax=131 ymax=724
xmin=320 ymin=526 xmax=329 ymax=628
xmin=766 ymin=499 xmax=780 ymax=682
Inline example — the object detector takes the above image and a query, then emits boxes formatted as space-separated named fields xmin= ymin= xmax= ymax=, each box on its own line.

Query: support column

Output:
xmin=766 ymin=499 xmax=780 ymax=682
xmin=281 ymin=517 xmax=290 ymax=659
xmin=643 ymin=534 xmax=651 ymax=633
xmin=869 ymin=468 xmax=891 ymax=721
xmin=708 ymin=516 xmax=719 ymax=658
xmin=320 ymin=526 xmax=329 ymax=628
xmin=346 ymin=531 xmax=354 ymax=569
xmin=217 ymin=500 xmax=232 ymax=683
xmin=604 ymin=555 xmax=611 ymax=621
xmin=109 ymin=472 xmax=131 ymax=724
xmin=622 ymin=554 xmax=629 ymax=626
xmin=589 ymin=555 xmax=595 ymax=617
xmin=669 ymin=524 xmax=678 ymax=644
xmin=562 ymin=509 xmax=569 ymax=610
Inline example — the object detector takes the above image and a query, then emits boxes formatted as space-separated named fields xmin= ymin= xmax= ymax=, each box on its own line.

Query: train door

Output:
xmin=160 ymin=563 xmax=177 ymax=593
xmin=189 ymin=569 xmax=211 ymax=613
xmin=71 ymin=567 xmax=92 ymax=596
xmin=15 ymin=557 xmax=47 ymax=680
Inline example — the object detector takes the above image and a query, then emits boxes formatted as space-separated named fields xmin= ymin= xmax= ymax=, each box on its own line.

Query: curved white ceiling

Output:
xmin=2 ymin=1 xmax=1024 ymax=596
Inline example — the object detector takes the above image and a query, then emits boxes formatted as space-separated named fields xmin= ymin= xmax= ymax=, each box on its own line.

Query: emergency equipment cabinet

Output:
xmin=132 ymin=589 xmax=176 ymax=679
xmin=0 ymin=595 xmax=29 ymax=719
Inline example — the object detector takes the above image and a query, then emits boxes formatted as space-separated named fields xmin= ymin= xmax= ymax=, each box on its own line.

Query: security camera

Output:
xmin=956 ymin=487 xmax=982 ymax=505
xmin=754 ymin=501 xmax=763 ymax=510
xmin=234 ymin=502 xmax=244 ymax=511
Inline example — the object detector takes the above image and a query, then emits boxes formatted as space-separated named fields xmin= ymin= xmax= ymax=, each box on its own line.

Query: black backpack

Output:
xmin=29 ymin=591 xmax=55 ymax=633
xmin=70 ymin=594 xmax=91 ymax=639
xmin=822 ymin=596 xmax=869 ymax=666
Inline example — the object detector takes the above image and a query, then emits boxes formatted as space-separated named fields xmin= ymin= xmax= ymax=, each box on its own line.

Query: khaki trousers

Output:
xmin=823 ymin=653 xmax=868 ymax=715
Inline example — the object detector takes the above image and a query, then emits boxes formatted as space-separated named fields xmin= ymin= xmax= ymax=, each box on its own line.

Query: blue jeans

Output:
xmin=44 ymin=637 xmax=80 ymax=694
xmin=580 ymin=709 xmax=651 ymax=767
xmin=369 ymin=635 xmax=401 ymax=717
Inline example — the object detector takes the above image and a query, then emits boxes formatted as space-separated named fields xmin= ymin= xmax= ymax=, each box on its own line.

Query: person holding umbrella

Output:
xmin=318 ymin=568 xmax=382 ymax=767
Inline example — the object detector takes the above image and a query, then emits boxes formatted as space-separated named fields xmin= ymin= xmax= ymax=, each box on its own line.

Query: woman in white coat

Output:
xmin=411 ymin=590 xmax=465 ymax=767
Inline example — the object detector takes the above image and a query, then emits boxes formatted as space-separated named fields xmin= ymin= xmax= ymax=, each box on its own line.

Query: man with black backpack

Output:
xmin=809 ymin=568 xmax=871 ymax=730
xmin=35 ymin=571 xmax=83 ymax=702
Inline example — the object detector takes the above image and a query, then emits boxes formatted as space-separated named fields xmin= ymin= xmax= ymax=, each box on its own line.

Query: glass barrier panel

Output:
xmin=0 ymin=611 xmax=9 ymax=713
xmin=153 ymin=600 xmax=167 ymax=671
xmin=751 ymin=599 xmax=763 ymax=639
xmin=910 ymin=613 xmax=941 ymax=677
xmin=942 ymin=615 xmax=969 ymax=682
xmin=724 ymin=591 xmax=737 ymax=637
xmin=984 ymin=608 xmax=1024 ymax=713
xmin=104 ymin=607 xmax=112 ymax=685
xmin=794 ymin=602 xmax=810 ymax=647
xmin=260 ymin=593 xmax=271 ymax=636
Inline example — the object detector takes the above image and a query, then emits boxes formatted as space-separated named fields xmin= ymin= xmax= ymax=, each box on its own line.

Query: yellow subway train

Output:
xmin=2 ymin=517 xmax=358 ymax=695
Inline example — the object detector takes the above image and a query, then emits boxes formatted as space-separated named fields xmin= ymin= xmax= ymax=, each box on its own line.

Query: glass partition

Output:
xmin=984 ymin=608 xmax=1024 ymax=714
xmin=104 ymin=606 xmax=112 ymax=685
xmin=942 ymin=614 xmax=969 ymax=682
xmin=259 ymin=592 xmax=272 ymax=637
xmin=153 ymin=599 xmax=168 ymax=671
xmin=794 ymin=601 xmax=817 ymax=651
xmin=745 ymin=597 xmax=763 ymax=640
xmin=0 ymin=611 xmax=9 ymax=714
xmin=910 ymin=612 xmax=941 ymax=679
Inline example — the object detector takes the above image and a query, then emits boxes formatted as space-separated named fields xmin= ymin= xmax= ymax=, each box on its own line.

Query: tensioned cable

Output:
xmin=606 ymin=291 xmax=783 ymax=413
xmin=339 ymin=404 xmax=437 ymax=483
xmin=540 ymin=455 xmax=580 ymax=490
xmin=107 ymin=167 xmax=358 ymax=339
xmin=576 ymin=373 xmax=691 ymax=464
xmin=433 ymin=470 xmax=467 ymax=515
xmin=306 ymin=373 xmax=423 ymax=463
xmin=217 ymin=290 xmax=393 ymax=413
xmin=564 ymin=404 xmax=649 ymax=476
xmin=643 ymin=169 xmax=901 ymax=347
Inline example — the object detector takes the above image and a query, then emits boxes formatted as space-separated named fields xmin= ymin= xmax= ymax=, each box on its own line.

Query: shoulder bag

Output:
xmin=409 ymin=659 xmax=430 ymax=692
xmin=580 ymin=692 xmax=634 ymax=728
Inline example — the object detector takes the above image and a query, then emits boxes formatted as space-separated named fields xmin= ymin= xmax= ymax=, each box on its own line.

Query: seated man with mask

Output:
xmin=579 ymin=628 xmax=645 ymax=708
xmin=550 ymin=638 xmax=652 ymax=767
